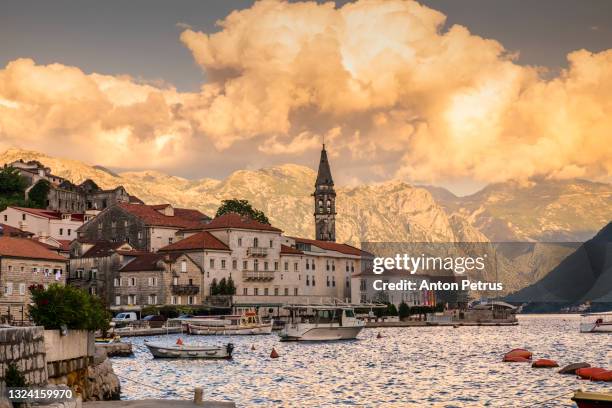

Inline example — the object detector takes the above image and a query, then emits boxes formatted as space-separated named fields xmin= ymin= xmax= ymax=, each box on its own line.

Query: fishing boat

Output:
xmin=144 ymin=339 xmax=234 ymax=359
xmin=580 ymin=312 xmax=612 ymax=333
xmin=279 ymin=303 xmax=365 ymax=341
xmin=186 ymin=311 xmax=272 ymax=335
xmin=571 ymin=390 xmax=612 ymax=408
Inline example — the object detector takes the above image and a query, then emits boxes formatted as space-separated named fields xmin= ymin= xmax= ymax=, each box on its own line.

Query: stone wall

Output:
xmin=0 ymin=326 xmax=48 ymax=393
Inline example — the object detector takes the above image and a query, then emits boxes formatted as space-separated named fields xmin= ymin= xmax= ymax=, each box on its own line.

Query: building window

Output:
xmin=253 ymin=238 xmax=259 ymax=248
xmin=148 ymin=294 xmax=157 ymax=305
xmin=59 ymin=228 xmax=63 ymax=236
xmin=67 ymin=229 xmax=71 ymax=236
xmin=238 ymin=237 xmax=242 ymax=247
xmin=181 ymin=261 xmax=187 ymax=273
xmin=243 ymin=287 xmax=248 ymax=295
xmin=149 ymin=277 xmax=157 ymax=286
xmin=90 ymin=287 xmax=97 ymax=296
xmin=187 ymin=296 xmax=195 ymax=305
xmin=264 ymin=262 xmax=268 ymax=271
xmin=274 ymin=262 xmax=278 ymax=271
xmin=19 ymin=283 xmax=26 ymax=295
xmin=171 ymin=296 xmax=177 ymax=305
xmin=312 ymin=276 xmax=316 ymax=286
xmin=173 ymin=277 xmax=178 ymax=285
xmin=232 ymin=260 xmax=237 ymax=270
xmin=114 ymin=278 xmax=119 ymax=287
xmin=284 ymin=262 xmax=288 ymax=271
xmin=22 ymin=214 xmax=26 ymax=221
xmin=312 ymin=261 xmax=315 ymax=270
xmin=294 ymin=288 xmax=298 ymax=296
xmin=306 ymin=276 xmax=310 ymax=286
xmin=129 ymin=277 xmax=136 ymax=286
xmin=294 ymin=262 xmax=298 ymax=271
xmin=115 ymin=295 xmax=121 ymax=305
xmin=360 ymin=279 xmax=366 ymax=291
xmin=128 ymin=294 xmax=136 ymax=305
xmin=284 ymin=288 xmax=289 ymax=296
xmin=269 ymin=240 xmax=273 ymax=248
xmin=264 ymin=288 xmax=269 ymax=296
xmin=274 ymin=288 xmax=279 ymax=296
xmin=332 ymin=277 xmax=336 ymax=287
xmin=254 ymin=259 xmax=259 ymax=271
xmin=326 ymin=276 xmax=330 ymax=287
xmin=332 ymin=261 xmax=335 ymax=271
xmin=346 ymin=277 xmax=350 ymax=288
xmin=209 ymin=259 xmax=214 ymax=269
xmin=169 ymin=237 xmax=173 ymax=244
xmin=254 ymin=288 xmax=259 ymax=296
xmin=91 ymin=269 xmax=97 ymax=281
xmin=306 ymin=260 xmax=309 ymax=270
xmin=7 ymin=265 xmax=12 ymax=272
xmin=221 ymin=259 xmax=226 ymax=269
xmin=243 ymin=260 xmax=248 ymax=270
xmin=188 ymin=278 xmax=193 ymax=285
xmin=326 ymin=260 xmax=330 ymax=271
xmin=3 ymin=215 xmax=6 ymax=222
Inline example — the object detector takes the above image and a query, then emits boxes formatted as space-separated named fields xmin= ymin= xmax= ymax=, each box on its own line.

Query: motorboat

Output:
xmin=571 ymin=390 xmax=612 ymax=407
xmin=580 ymin=312 xmax=612 ymax=333
xmin=279 ymin=303 xmax=365 ymax=341
xmin=144 ymin=339 xmax=233 ymax=359
xmin=186 ymin=311 xmax=272 ymax=335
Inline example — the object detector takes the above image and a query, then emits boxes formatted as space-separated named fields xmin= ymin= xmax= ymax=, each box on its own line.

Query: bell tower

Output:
xmin=313 ymin=144 xmax=336 ymax=242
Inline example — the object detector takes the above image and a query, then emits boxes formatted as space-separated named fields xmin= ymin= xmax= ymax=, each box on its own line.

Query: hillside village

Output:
xmin=0 ymin=146 xmax=437 ymax=323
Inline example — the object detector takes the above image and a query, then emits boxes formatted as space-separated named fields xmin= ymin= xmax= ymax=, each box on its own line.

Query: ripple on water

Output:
xmin=111 ymin=315 xmax=611 ymax=407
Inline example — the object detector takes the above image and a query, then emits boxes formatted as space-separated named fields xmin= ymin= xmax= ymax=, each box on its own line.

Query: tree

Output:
xmin=210 ymin=278 xmax=218 ymax=296
xmin=398 ymin=301 xmax=410 ymax=319
xmin=0 ymin=166 xmax=28 ymax=210
xmin=28 ymin=284 xmax=111 ymax=331
xmin=387 ymin=303 xmax=398 ymax=316
xmin=215 ymin=199 xmax=270 ymax=225
xmin=27 ymin=180 xmax=50 ymax=208
xmin=226 ymin=276 xmax=236 ymax=295
xmin=217 ymin=277 xmax=227 ymax=295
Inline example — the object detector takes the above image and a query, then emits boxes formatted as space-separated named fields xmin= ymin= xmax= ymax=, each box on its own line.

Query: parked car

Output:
xmin=142 ymin=315 xmax=167 ymax=328
xmin=112 ymin=312 xmax=138 ymax=323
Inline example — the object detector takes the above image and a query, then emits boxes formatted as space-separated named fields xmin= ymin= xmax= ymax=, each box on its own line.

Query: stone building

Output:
xmin=113 ymin=252 xmax=203 ymax=309
xmin=0 ymin=236 xmax=68 ymax=322
xmin=76 ymin=203 xmax=211 ymax=252
xmin=313 ymin=144 xmax=336 ymax=242
xmin=8 ymin=159 xmax=136 ymax=213
xmin=0 ymin=206 xmax=89 ymax=241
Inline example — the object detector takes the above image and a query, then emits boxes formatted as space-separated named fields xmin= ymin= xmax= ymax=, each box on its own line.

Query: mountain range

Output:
xmin=2 ymin=147 xmax=612 ymax=294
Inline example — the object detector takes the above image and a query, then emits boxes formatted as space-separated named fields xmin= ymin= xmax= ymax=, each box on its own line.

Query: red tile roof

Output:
xmin=0 ymin=237 xmax=67 ymax=261
xmin=292 ymin=237 xmax=369 ymax=257
xmin=280 ymin=244 xmax=303 ymax=255
xmin=158 ymin=231 xmax=230 ymax=252
xmin=119 ymin=253 xmax=166 ymax=272
xmin=199 ymin=213 xmax=282 ymax=232
xmin=10 ymin=207 xmax=84 ymax=221
xmin=0 ymin=224 xmax=34 ymax=237
xmin=82 ymin=241 xmax=133 ymax=258
xmin=116 ymin=203 xmax=208 ymax=229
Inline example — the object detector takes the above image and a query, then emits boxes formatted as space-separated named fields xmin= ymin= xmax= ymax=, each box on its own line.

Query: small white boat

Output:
xmin=186 ymin=311 xmax=272 ymax=336
xmin=580 ymin=312 xmax=612 ymax=333
xmin=279 ymin=303 xmax=365 ymax=341
xmin=144 ymin=340 xmax=234 ymax=359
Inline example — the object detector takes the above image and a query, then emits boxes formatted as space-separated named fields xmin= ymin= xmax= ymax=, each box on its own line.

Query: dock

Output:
xmin=112 ymin=327 xmax=182 ymax=337
xmin=365 ymin=321 xmax=519 ymax=328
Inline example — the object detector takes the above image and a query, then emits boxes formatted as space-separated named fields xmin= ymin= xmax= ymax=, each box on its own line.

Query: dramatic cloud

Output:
xmin=1 ymin=0 xmax=611 ymax=186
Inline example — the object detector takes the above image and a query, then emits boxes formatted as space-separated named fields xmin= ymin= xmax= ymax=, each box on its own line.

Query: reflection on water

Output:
xmin=111 ymin=315 xmax=611 ymax=407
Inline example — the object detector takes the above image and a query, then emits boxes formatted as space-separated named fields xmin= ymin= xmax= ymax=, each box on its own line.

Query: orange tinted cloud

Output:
xmin=1 ymin=0 xmax=611 ymax=184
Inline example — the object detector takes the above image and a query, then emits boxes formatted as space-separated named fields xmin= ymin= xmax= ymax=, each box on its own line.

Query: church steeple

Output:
xmin=313 ymin=144 xmax=336 ymax=242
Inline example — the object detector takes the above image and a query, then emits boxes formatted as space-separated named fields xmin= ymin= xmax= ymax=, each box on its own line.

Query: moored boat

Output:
xmin=279 ymin=303 xmax=365 ymax=341
xmin=144 ymin=339 xmax=234 ymax=359
xmin=580 ymin=312 xmax=612 ymax=333
xmin=186 ymin=311 xmax=272 ymax=335
xmin=571 ymin=390 xmax=612 ymax=408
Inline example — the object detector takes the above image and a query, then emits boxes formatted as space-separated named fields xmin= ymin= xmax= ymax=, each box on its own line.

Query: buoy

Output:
xmin=251 ymin=344 xmax=256 ymax=351
xmin=576 ymin=367 xmax=607 ymax=380
xmin=504 ymin=348 xmax=532 ymax=360
xmin=590 ymin=370 xmax=612 ymax=382
xmin=176 ymin=337 xmax=184 ymax=346
xmin=559 ymin=362 xmax=591 ymax=374
xmin=532 ymin=359 xmax=559 ymax=368
xmin=270 ymin=347 xmax=279 ymax=359
xmin=503 ymin=355 xmax=531 ymax=363
xmin=376 ymin=332 xmax=382 ymax=339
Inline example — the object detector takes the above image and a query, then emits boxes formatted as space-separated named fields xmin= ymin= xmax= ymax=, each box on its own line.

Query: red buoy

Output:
xmin=590 ymin=370 xmax=612 ymax=382
xmin=576 ymin=367 xmax=607 ymax=380
xmin=270 ymin=347 xmax=279 ymax=358
xmin=176 ymin=337 xmax=184 ymax=346
xmin=504 ymin=348 xmax=532 ymax=360
xmin=532 ymin=359 xmax=559 ymax=368
xmin=503 ymin=355 xmax=531 ymax=363
xmin=377 ymin=332 xmax=382 ymax=339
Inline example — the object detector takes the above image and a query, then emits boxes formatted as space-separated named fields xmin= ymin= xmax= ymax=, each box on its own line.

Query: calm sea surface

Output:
xmin=111 ymin=315 xmax=611 ymax=407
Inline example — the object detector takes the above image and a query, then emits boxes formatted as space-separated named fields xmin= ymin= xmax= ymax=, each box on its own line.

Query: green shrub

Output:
xmin=398 ymin=301 xmax=410 ymax=318
xmin=386 ymin=303 xmax=398 ymax=316
xmin=28 ymin=284 xmax=111 ymax=331
xmin=5 ymin=362 xmax=28 ymax=387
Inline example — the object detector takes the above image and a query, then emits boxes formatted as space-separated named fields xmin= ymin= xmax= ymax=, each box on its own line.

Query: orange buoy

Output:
xmin=576 ymin=367 xmax=607 ymax=380
xmin=176 ymin=337 xmax=184 ymax=346
xmin=377 ymin=332 xmax=382 ymax=339
xmin=504 ymin=348 xmax=532 ymax=360
xmin=532 ymin=359 xmax=559 ymax=368
xmin=590 ymin=370 xmax=612 ymax=382
xmin=503 ymin=355 xmax=531 ymax=363
xmin=270 ymin=347 xmax=279 ymax=359
xmin=251 ymin=344 xmax=256 ymax=351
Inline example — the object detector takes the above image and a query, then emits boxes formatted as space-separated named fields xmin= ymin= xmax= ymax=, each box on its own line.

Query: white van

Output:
xmin=112 ymin=312 xmax=138 ymax=322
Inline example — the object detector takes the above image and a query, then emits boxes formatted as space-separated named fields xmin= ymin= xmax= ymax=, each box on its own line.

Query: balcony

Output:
xmin=242 ymin=270 xmax=274 ymax=281
xmin=171 ymin=284 xmax=200 ymax=296
xmin=247 ymin=247 xmax=268 ymax=257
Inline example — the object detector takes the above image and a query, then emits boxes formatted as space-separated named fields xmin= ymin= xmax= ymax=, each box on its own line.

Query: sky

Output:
xmin=1 ymin=0 xmax=611 ymax=195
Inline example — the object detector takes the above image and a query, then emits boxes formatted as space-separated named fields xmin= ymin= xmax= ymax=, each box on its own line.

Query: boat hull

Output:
xmin=188 ymin=323 xmax=272 ymax=336
xmin=572 ymin=390 xmax=612 ymax=408
xmin=279 ymin=325 xmax=364 ymax=341
xmin=580 ymin=322 xmax=612 ymax=333
xmin=145 ymin=341 xmax=233 ymax=359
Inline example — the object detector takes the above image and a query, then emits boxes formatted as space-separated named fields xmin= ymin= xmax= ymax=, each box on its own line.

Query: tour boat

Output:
xmin=185 ymin=311 xmax=273 ymax=335
xmin=571 ymin=390 xmax=612 ymax=408
xmin=580 ymin=312 xmax=612 ymax=333
xmin=279 ymin=304 xmax=365 ymax=341
xmin=144 ymin=339 xmax=234 ymax=359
